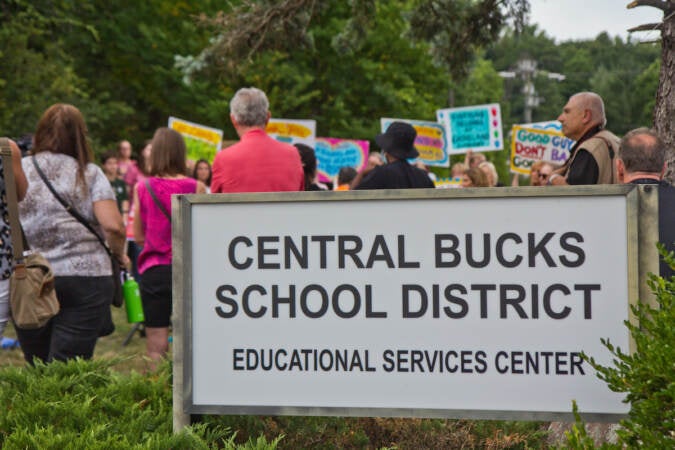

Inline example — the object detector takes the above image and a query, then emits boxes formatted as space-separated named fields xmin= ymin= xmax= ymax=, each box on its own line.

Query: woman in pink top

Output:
xmin=133 ymin=128 xmax=206 ymax=362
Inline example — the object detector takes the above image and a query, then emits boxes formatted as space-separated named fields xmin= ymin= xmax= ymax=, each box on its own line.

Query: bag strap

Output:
xmin=0 ymin=138 xmax=26 ymax=261
xmin=144 ymin=179 xmax=171 ymax=221
xmin=31 ymin=155 xmax=113 ymax=259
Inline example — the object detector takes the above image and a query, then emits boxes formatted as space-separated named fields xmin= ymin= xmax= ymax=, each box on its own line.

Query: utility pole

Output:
xmin=499 ymin=56 xmax=565 ymax=123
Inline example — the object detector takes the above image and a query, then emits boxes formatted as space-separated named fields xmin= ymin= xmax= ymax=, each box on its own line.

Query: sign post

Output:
xmin=173 ymin=186 xmax=656 ymax=431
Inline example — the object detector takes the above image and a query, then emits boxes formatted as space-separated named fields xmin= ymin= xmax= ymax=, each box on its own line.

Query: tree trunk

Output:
xmin=656 ymin=2 xmax=675 ymax=182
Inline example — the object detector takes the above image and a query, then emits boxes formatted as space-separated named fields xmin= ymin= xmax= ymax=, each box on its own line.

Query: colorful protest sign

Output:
xmin=266 ymin=119 xmax=316 ymax=148
xmin=168 ymin=117 xmax=223 ymax=163
xmin=314 ymin=138 xmax=369 ymax=183
xmin=510 ymin=125 xmax=575 ymax=175
xmin=434 ymin=177 xmax=463 ymax=189
xmin=380 ymin=119 xmax=449 ymax=167
xmin=526 ymin=120 xmax=563 ymax=133
xmin=436 ymin=104 xmax=503 ymax=154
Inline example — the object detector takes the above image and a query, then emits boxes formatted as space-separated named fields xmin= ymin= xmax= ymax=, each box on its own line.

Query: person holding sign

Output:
xmin=351 ymin=122 xmax=435 ymax=190
xmin=211 ymin=87 xmax=304 ymax=193
xmin=548 ymin=92 xmax=620 ymax=186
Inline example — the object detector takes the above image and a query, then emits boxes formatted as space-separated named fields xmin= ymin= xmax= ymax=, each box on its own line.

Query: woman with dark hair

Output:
xmin=16 ymin=103 xmax=127 ymax=363
xmin=192 ymin=159 xmax=212 ymax=193
xmin=294 ymin=143 xmax=327 ymax=191
xmin=133 ymin=128 xmax=206 ymax=362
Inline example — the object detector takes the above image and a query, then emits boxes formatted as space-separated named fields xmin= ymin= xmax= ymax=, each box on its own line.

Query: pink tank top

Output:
xmin=137 ymin=177 xmax=197 ymax=273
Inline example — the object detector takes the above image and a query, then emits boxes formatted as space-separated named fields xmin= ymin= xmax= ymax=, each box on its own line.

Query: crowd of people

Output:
xmin=0 ymin=86 xmax=670 ymax=366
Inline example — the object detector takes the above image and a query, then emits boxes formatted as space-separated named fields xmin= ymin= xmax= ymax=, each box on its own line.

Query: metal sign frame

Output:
xmin=172 ymin=185 xmax=657 ymax=429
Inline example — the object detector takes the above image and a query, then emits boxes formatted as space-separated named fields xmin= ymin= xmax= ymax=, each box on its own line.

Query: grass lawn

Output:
xmin=0 ymin=307 xmax=551 ymax=448
xmin=0 ymin=305 xmax=148 ymax=371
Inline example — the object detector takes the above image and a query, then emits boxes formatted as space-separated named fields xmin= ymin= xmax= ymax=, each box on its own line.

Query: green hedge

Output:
xmin=0 ymin=358 xmax=277 ymax=449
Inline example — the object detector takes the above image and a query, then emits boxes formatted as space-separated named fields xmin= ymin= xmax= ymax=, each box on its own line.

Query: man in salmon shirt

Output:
xmin=211 ymin=87 xmax=304 ymax=193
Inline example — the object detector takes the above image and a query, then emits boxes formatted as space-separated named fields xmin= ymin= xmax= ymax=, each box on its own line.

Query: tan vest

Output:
xmin=561 ymin=130 xmax=620 ymax=184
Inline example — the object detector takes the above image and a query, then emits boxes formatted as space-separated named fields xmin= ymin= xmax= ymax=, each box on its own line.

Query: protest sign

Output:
xmin=510 ymin=125 xmax=575 ymax=175
xmin=315 ymin=138 xmax=369 ymax=183
xmin=434 ymin=177 xmax=463 ymax=188
xmin=526 ymin=120 xmax=563 ymax=133
xmin=267 ymin=119 xmax=316 ymax=148
xmin=174 ymin=187 xmax=644 ymax=423
xmin=168 ymin=117 xmax=223 ymax=163
xmin=436 ymin=104 xmax=503 ymax=154
xmin=380 ymin=119 xmax=449 ymax=167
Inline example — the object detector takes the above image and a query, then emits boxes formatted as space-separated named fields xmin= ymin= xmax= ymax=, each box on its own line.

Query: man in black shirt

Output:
xmin=352 ymin=121 xmax=435 ymax=190
xmin=548 ymin=92 xmax=620 ymax=186
xmin=618 ymin=128 xmax=674 ymax=278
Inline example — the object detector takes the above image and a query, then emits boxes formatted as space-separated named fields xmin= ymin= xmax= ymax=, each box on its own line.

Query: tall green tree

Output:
xmin=183 ymin=0 xmax=454 ymax=142
xmin=0 ymin=0 xmax=223 ymax=154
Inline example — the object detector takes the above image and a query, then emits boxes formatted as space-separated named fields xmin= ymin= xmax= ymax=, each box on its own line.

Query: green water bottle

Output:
xmin=123 ymin=272 xmax=145 ymax=323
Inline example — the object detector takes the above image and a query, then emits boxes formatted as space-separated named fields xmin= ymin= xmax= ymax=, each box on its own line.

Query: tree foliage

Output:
xmin=564 ymin=244 xmax=675 ymax=449
xmin=0 ymin=0 xmax=668 ymax=172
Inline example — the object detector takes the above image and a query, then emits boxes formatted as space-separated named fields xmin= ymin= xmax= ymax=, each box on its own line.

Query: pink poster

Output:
xmin=315 ymin=138 xmax=369 ymax=183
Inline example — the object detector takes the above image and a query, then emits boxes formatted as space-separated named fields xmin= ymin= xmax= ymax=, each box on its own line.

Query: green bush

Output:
xmin=0 ymin=353 xmax=547 ymax=449
xmin=564 ymin=245 xmax=675 ymax=448
xmin=0 ymin=358 xmax=278 ymax=449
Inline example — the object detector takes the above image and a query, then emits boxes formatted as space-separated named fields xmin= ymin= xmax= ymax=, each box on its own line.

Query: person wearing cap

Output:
xmin=351 ymin=121 xmax=435 ymax=190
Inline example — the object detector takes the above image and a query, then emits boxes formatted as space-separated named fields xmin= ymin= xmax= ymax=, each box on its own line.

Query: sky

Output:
xmin=528 ymin=0 xmax=665 ymax=42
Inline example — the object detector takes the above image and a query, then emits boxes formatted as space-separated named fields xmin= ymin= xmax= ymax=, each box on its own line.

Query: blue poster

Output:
xmin=437 ymin=103 xmax=503 ymax=154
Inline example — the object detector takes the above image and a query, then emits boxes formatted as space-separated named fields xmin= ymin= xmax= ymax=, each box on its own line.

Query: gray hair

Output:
xmin=230 ymin=87 xmax=269 ymax=127
xmin=573 ymin=92 xmax=607 ymax=128
xmin=618 ymin=127 xmax=666 ymax=174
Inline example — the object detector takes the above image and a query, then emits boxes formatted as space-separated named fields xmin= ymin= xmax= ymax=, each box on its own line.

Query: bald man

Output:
xmin=548 ymin=92 xmax=620 ymax=185
xmin=617 ymin=128 xmax=669 ymax=186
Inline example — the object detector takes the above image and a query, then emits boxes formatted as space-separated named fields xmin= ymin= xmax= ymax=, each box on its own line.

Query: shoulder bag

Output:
xmin=0 ymin=138 xmax=59 ymax=329
xmin=144 ymin=179 xmax=171 ymax=220
xmin=31 ymin=155 xmax=124 ymax=307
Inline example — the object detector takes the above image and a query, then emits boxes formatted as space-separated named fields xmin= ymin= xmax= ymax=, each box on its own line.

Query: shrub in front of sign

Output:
xmin=0 ymin=358 xmax=279 ymax=449
xmin=564 ymin=245 xmax=675 ymax=448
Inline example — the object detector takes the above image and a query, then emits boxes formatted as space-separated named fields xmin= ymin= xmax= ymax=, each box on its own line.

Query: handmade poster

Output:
xmin=434 ymin=177 xmax=463 ymax=188
xmin=266 ymin=119 xmax=316 ymax=148
xmin=436 ymin=104 xmax=503 ymax=154
xmin=510 ymin=124 xmax=575 ymax=175
xmin=315 ymin=138 xmax=369 ymax=183
xmin=168 ymin=117 xmax=223 ymax=163
xmin=380 ymin=119 xmax=449 ymax=167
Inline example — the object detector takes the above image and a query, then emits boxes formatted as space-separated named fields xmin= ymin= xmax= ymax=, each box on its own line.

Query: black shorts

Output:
xmin=139 ymin=265 xmax=172 ymax=328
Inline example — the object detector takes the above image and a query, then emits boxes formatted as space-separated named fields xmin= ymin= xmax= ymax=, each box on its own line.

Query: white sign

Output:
xmin=182 ymin=190 xmax=634 ymax=420
xmin=436 ymin=103 xmax=504 ymax=154
xmin=266 ymin=119 xmax=316 ymax=148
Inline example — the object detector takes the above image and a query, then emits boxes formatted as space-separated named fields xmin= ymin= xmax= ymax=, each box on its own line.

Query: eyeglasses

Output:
xmin=539 ymin=173 xmax=550 ymax=179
